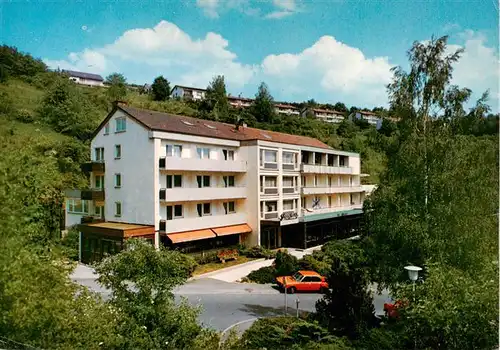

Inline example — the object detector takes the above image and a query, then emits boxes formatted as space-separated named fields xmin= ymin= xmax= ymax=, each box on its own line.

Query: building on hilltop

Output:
xmin=74 ymin=102 xmax=367 ymax=263
xmin=349 ymin=110 xmax=383 ymax=129
xmin=171 ymin=85 xmax=207 ymax=100
xmin=275 ymin=103 xmax=301 ymax=116
xmin=301 ymin=107 xmax=346 ymax=123
xmin=62 ymin=70 xmax=104 ymax=87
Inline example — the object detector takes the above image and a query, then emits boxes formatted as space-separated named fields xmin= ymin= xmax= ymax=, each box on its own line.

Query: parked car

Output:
xmin=276 ymin=270 xmax=328 ymax=293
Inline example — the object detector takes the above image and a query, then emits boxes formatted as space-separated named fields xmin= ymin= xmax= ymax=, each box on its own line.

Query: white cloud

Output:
xmin=43 ymin=20 xmax=255 ymax=89
xmin=196 ymin=0 xmax=219 ymax=18
xmin=265 ymin=11 xmax=295 ymax=19
xmin=265 ymin=0 xmax=298 ymax=19
xmin=447 ymin=30 xmax=499 ymax=111
xmin=260 ymin=35 xmax=393 ymax=105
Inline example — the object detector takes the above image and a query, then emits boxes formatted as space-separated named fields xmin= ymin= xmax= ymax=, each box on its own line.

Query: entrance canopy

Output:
xmin=166 ymin=223 xmax=252 ymax=244
xmin=78 ymin=221 xmax=155 ymax=238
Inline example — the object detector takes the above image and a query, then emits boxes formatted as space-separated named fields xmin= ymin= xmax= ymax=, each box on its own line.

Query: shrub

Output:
xmin=15 ymin=108 xmax=35 ymax=123
xmin=274 ymin=249 xmax=299 ymax=276
xmin=299 ymin=254 xmax=331 ymax=276
xmin=246 ymin=266 xmax=277 ymax=284
xmin=192 ymin=250 xmax=219 ymax=265
xmin=238 ymin=317 xmax=352 ymax=350
xmin=59 ymin=226 xmax=79 ymax=260
xmin=238 ymin=245 xmax=276 ymax=259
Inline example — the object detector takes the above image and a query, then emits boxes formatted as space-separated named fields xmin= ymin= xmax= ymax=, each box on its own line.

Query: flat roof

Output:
xmin=84 ymin=222 xmax=153 ymax=230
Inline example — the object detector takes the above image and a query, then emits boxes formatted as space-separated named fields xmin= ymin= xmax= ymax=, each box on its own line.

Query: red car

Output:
xmin=276 ymin=270 xmax=329 ymax=293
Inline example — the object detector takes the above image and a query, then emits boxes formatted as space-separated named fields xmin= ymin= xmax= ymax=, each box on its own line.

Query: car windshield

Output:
xmin=292 ymin=272 xmax=304 ymax=282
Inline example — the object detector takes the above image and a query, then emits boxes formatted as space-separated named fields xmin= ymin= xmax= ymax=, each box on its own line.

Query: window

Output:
xmin=166 ymin=144 xmax=182 ymax=157
xmin=166 ymin=205 xmax=183 ymax=220
xmin=66 ymin=199 xmax=89 ymax=214
xmin=95 ymin=147 xmax=104 ymax=162
xmin=114 ymin=173 xmax=121 ymax=188
xmin=95 ymin=175 xmax=104 ymax=189
xmin=115 ymin=145 xmax=121 ymax=159
xmin=223 ymin=175 xmax=235 ymax=187
xmin=166 ymin=175 xmax=182 ymax=188
xmin=314 ymin=175 xmax=318 ymax=187
xmin=265 ymin=177 xmax=277 ymax=188
xmin=328 ymin=176 xmax=332 ymax=187
xmin=94 ymin=206 xmax=103 ymax=217
xmin=282 ymin=151 xmax=295 ymax=164
xmin=223 ymin=201 xmax=235 ymax=214
xmin=265 ymin=201 xmax=277 ymax=212
xmin=328 ymin=196 xmax=332 ymax=207
xmin=264 ymin=150 xmax=277 ymax=163
xmin=115 ymin=202 xmax=122 ymax=217
xmin=197 ymin=147 xmax=211 ymax=159
xmin=115 ymin=117 xmax=126 ymax=132
xmin=223 ymin=149 xmax=234 ymax=161
xmin=197 ymin=175 xmax=210 ymax=188
xmin=283 ymin=176 xmax=294 ymax=188
xmin=104 ymin=123 xmax=110 ymax=135
xmin=197 ymin=203 xmax=211 ymax=216
xmin=283 ymin=199 xmax=294 ymax=211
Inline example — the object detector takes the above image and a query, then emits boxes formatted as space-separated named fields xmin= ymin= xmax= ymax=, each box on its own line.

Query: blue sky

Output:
xmin=1 ymin=0 xmax=498 ymax=111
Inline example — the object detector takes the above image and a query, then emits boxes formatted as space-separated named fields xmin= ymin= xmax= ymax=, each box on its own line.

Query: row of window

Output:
xmin=104 ymin=117 xmax=126 ymax=135
xmin=67 ymin=199 xmax=89 ymax=214
xmin=165 ymin=144 xmax=235 ymax=161
xmin=164 ymin=174 xmax=235 ymax=189
xmin=260 ymin=175 xmax=299 ymax=190
xmin=94 ymin=145 xmax=121 ymax=162
xmin=259 ymin=149 xmax=298 ymax=166
xmin=164 ymin=201 xmax=236 ymax=220
xmin=303 ymin=175 xmax=357 ymax=187
xmin=261 ymin=199 xmax=299 ymax=213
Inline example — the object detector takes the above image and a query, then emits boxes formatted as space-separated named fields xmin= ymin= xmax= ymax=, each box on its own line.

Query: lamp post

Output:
xmin=404 ymin=265 xmax=422 ymax=302
xmin=284 ymin=279 xmax=288 ymax=315
xmin=295 ymin=298 xmax=300 ymax=318
xmin=404 ymin=265 xmax=421 ymax=350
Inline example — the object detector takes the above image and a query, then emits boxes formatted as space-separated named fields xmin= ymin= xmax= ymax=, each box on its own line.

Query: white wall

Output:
xmin=91 ymin=109 xmax=155 ymax=225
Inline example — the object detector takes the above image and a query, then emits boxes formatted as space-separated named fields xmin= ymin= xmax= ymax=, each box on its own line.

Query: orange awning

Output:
xmin=213 ymin=224 xmax=252 ymax=237
xmin=167 ymin=229 xmax=216 ymax=244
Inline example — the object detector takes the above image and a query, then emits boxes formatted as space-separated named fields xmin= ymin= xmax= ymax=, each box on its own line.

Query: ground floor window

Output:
xmin=164 ymin=234 xmax=240 ymax=255
xmin=260 ymin=226 xmax=278 ymax=249
xmin=82 ymin=233 xmax=123 ymax=264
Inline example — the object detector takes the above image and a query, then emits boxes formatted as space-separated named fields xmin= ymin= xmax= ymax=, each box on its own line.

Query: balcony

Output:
xmin=159 ymin=212 xmax=247 ymax=233
xmin=282 ymin=163 xmax=298 ymax=171
xmin=301 ymin=204 xmax=363 ymax=222
xmin=301 ymin=185 xmax=364 ymax=195
xmin=81 ymin=161 xmax=105 ymax=173
xmin=282 ymin=187 xmax=299 ymax=195
xmin=81 ymin=189 xmax=105 ymax=201
xmin=159 ymin=186 xmax=247 ymax=203
xmin=300 ymin=163 xmax=352 ymax=175
xmin=262 ymin=212 xmax=279 ymax=220
xmin=159 ymin=157 xmax=246 ymax=173
xmin=261 ymin=187 xmax=278 ymax=195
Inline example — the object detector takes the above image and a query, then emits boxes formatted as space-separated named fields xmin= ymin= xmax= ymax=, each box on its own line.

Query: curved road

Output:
xmin=72 ymin=264 xmax=391 ymax=332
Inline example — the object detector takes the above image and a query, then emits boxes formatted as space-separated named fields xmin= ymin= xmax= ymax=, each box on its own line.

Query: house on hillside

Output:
xmin=63 ymin=70 xmax=104 ymax=87
xmin=75 ymin=102 xmax=367 ymax=263
xmin=171 ymin=85 xmax=207 ymax=100
xmin=228 ymin=95 xmax=253 ymax=108
xmin=349 ymin=110 xmax=382 ymax=129
xmin=275 ymin=103 xmax=300 ymax=116
xmin=301 ymin=107 xmax=346 ymax=123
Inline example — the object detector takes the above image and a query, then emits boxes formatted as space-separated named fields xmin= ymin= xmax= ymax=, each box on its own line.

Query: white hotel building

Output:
xmin=77 ymin=103 xmax=366 ymax=263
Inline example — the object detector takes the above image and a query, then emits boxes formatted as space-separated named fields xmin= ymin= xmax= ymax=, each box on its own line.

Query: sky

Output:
xmin=1 ymin=0 xmax=499 ymax=111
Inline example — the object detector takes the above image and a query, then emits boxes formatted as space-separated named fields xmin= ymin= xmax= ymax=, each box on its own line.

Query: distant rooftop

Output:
xmin=62 ymin=70 xmax=104 ymax=82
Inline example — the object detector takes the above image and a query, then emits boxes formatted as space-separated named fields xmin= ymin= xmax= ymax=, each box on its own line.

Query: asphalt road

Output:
xmin=73 ymin=268 xmax=391 ymax=332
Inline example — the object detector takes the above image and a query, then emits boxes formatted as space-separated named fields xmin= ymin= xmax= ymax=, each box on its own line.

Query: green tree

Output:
xmin=95 ymin=239 xmax=216 ymax=349
xmin=315 ymin=241 xmax=376 ymax=340
xmin=0 ymin=45 xmax=47 ymax=81
xmin=378 ymin=262 xmax=498 ymax=350
xmin=105 ymin=72 xmax=127 ymax=102
xmin=205 ymin=75 xmax=229 ymax=120
xmin=333 ymin=102 xmax=348 ymax=113
xmin=151 ymin=75 xmax=171 ymax=101
xmin=251 ymin=82 xmax=276 ymax=123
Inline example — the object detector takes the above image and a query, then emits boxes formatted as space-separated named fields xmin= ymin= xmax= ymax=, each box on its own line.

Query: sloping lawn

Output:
xmin=193 ymin=257 xmax=258 ymax=276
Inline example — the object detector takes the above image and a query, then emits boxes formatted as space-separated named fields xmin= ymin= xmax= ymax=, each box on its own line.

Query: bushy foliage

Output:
xmin=251 ymin=82 xmax=276 ymax=123
xmin=105 ymin=72 xmax=127 ymax=102
xmin=151 ymin=75 xmax=171 ymax=101
xmin=245 ymin=266 xmax=277 ymax=284
xmin=274 ymin=249 xmax=299 ymax=276
xmin=315 ymin=241 xmax=376 ymax=340
xmin=238 ymin=245 xmax=276 ymax=259
xmin=0 ymin=45 xmax=47 ymax=82
xmin=237 ymin=317 xmax=352 ymax=350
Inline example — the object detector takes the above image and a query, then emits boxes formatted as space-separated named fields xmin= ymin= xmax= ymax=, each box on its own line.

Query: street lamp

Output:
xmin=404 ymin=265 xmax=422 ymax=300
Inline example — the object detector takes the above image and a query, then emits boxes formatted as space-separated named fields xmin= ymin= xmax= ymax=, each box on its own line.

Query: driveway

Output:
xmin=71 ymin=263 xmax=391 ymax=332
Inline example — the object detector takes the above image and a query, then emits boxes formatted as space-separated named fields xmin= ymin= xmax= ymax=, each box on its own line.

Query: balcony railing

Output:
xmin=263 ymin=212 xmax=279 ymax=220
xmin=302 ymin=204 xmax=363 ymax=216
xmin=159 ymin=157 xmax=246 ymax=172
xmin=300 ymin=163 xmax=352 ymax=174
xmin=301 ymin=185 xmax=364 ymax=195
xmin=160 ymin=186 xmax=247 ymax=202
xmin=159 ymin=213 xmax=246 ymax=233
xmin=282 ymin=163 xmax=297 ymax=171
xmin=262 ymin=187 xmax=278 ymax=195
xmin=81 ymin=189 xmax=105 ymax=201
xmin=282 ymin=187 xmax=298 ymax=194
xmin=81 ymin=161 xmax=105 ymax=173
xmin=262 ymin=162 xmax=278 ymax=170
